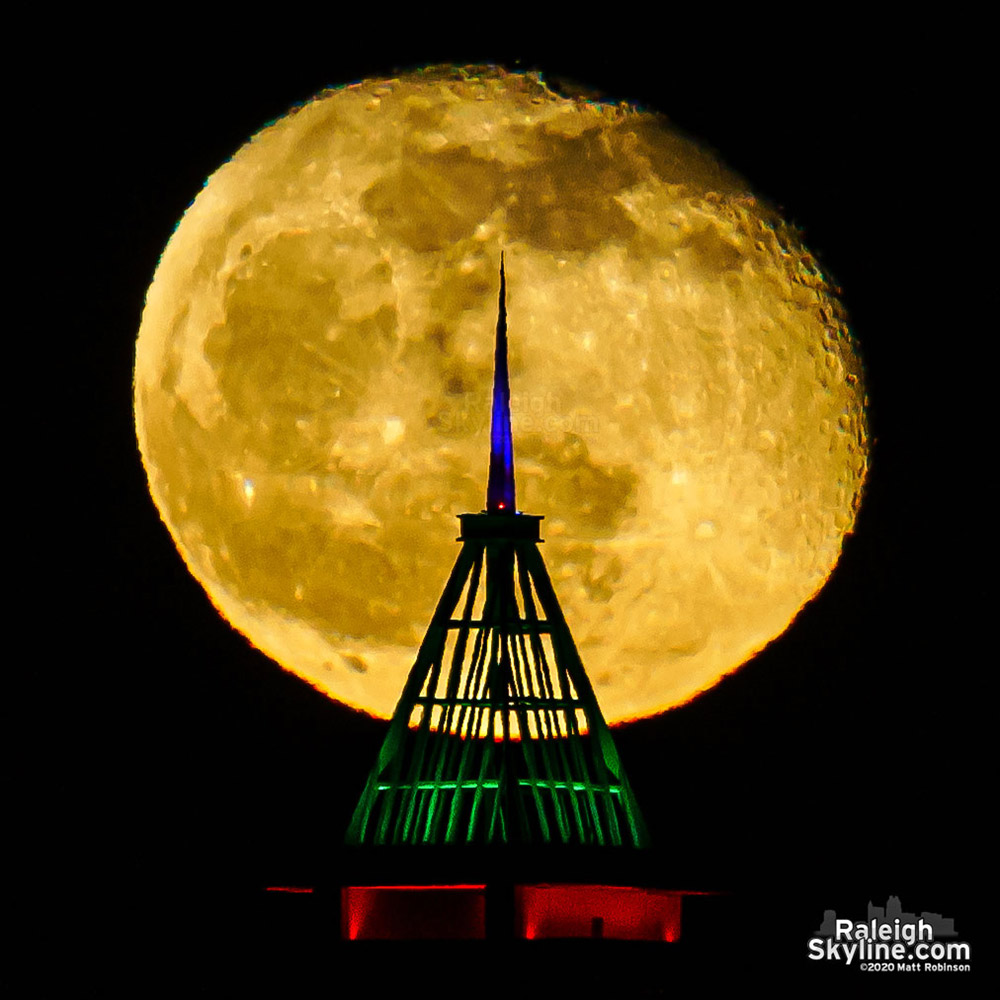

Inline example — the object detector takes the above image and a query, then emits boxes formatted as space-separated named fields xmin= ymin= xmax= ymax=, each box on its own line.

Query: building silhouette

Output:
xmin=341 ymin=256 xmax=679 ymax=940
xmin=347 ymin=254 xmax=647 ymax=849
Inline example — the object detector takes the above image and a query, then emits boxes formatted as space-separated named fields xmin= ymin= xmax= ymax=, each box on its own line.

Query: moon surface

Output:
xmin=134 ymin=65 xmax=868 ymax=723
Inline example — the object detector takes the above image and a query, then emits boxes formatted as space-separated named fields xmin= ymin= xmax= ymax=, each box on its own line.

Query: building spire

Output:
xmin=486 ymin=252 xmax=516 ymax=513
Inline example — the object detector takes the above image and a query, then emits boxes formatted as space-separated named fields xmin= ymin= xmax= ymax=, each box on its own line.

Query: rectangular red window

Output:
xmin=515 ymin=884 xmax=681 ymax=941
xmin=342 ymin=885 xmax=487 ymax=940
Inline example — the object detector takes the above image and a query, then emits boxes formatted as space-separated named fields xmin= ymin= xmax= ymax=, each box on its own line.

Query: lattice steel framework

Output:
xmin=346 ymin=255 xmax=648 ymax=848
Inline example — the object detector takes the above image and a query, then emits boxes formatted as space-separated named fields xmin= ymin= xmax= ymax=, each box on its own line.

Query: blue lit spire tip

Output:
xmin=486 ymin=252 xmax=516 ymax=514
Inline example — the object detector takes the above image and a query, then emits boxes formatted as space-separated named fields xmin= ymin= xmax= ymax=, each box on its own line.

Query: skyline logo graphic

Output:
xmin=807 ymin=896 xmax=970 ymax=973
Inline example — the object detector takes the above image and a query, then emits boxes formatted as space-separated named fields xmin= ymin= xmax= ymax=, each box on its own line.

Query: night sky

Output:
xmin=66 ymin=35 xmax=977 ymax=986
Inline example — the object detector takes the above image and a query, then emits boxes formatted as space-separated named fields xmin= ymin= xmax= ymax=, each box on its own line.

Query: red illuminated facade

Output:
xmin=342 ymin=885 xmax=487 ymax=941
xmin=341 ymin=882 xmax=684 ymax=942
xmin=517 ymin=884 xmax=681 ymax=941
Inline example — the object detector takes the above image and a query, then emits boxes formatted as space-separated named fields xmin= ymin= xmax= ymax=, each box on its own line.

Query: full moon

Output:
xmin=134 ymin=65 xmax=867 ymax=723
